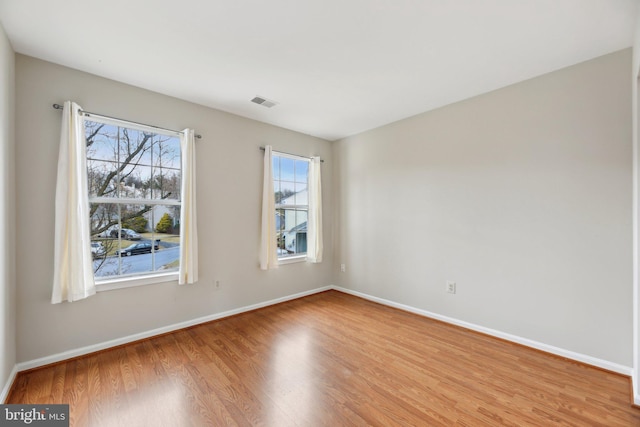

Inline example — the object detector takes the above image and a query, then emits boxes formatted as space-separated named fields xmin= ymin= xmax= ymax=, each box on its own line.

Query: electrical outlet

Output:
xmin=213 ymin=280 xmax=221 ymax=291
xmin=340 ymin=264 xmax=346 ymax=273
xmin=446 ymin=281 xmax=456 ymax=294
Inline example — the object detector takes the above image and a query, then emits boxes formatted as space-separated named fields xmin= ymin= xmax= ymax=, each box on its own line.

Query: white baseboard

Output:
xmin=10 ymin=284 xmax=633 ymax=391
xmin=333 ymin=286 xmax=633 ymax=376
xmin=633 ymin=368 xmax=640 ymax=406
xmin=1 ymin=365 xmax=18 ymax=403
xmin=16 ymin=286 xmax=333 ymax=372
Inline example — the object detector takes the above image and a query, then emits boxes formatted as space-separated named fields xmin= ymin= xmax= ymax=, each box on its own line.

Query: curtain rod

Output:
xmin=260 ymin=146 xmax=324 ymax=163
xmin=52 ymin=104 xmax=202 ymax=139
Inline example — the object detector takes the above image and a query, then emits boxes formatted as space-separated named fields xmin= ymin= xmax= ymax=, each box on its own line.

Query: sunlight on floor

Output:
xmin=267 ymin=327 xmax=315 ymax=425
xmin=97 ymin=382 xmax=187 ymax=427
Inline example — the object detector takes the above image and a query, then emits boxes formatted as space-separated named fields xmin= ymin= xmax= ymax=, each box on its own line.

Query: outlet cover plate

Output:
xmin=446 ymin=281 xmax=456 ymax=294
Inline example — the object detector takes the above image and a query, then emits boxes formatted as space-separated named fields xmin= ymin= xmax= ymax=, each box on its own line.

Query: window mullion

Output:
xmin=275 ymin=204 xmax=308 ymax=210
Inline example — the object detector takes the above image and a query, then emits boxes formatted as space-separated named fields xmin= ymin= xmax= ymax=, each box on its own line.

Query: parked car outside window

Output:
xmin=110 ymin=228 xmax=142 ymax=240
xmin=115 ymin=242 xmax=159 ymax=257
xmin=91 ymin=241 xmax=106 ymax=259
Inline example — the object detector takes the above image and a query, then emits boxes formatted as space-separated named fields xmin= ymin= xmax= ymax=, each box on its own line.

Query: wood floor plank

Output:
xmin=7 ymin=290 xmax=640 ymax=426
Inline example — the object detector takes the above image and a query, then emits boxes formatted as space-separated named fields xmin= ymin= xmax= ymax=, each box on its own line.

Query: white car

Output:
xmin=99 ymin=226 xmax=142 ymax=240
xmin=91 ymin=241 xmax=106 ymax=259
xmin=110 ymin=228 xmax=141 ymax=240
xmin=98 ymin=225 xmax=118 ymax=238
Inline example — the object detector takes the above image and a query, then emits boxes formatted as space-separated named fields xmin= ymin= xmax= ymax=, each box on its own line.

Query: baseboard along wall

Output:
xmin=2 ymin=284 xmax=635 ymax=403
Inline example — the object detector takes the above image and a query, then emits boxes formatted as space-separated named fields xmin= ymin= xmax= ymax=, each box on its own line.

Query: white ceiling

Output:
xmin=1 ymin=0 xmax=638 ymax=141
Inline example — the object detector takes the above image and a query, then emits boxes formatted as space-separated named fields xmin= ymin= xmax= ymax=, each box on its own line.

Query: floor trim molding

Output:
xmin=1 ymin=365 xmax=18 ymax=403
xmin=7 ymin=284 xmax=632 ymax=399
xmin=15 ymin=286 xmax=333 ymax=373
xmin=334 ymin=286 xmax=633 ymax=376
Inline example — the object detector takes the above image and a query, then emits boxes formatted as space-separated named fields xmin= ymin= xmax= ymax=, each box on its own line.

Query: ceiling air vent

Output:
xmin=251 ymin=96 xmax=278 ymax=108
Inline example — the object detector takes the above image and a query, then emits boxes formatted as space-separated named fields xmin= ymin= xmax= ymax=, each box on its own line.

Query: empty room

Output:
xmin=2 ymin=0 xmax=640 ymax=425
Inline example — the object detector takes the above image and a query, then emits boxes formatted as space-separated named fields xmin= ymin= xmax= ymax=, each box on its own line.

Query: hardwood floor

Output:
xmin=7 ymin=290 xmax=640 ymax=426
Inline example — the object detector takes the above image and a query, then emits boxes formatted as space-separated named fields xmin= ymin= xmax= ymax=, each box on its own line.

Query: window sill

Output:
xmin=278 ymin=255 xmax=307 ymax=265
xmin=95 ymin=272 xmax=179 ymax=292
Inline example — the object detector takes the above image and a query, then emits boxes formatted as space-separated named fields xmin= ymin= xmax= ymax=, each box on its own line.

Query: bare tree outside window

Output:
xmin=86 ymin=120 xmax=182 ymax=279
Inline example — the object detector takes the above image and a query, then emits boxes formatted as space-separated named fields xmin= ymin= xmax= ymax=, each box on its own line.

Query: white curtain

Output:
xmin=260 ymin=145 xmax=278 ymax=269
xmin=52 ymin=101 xmax=96 ymax=303
xmin=306 ymin=156 xmax=323 ymax=263
xmin=179 ymin=129 xmax=199 ymax=285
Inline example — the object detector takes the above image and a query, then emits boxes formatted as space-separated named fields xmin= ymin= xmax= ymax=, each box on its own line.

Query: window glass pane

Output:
xmin=87 ymin=159 xmax=119 ymax=198
xmin=280 ymin=157 xmax=295 ymax=181
xmin=275 ymin=208 xmax=284 ymax=233
xmin=151 ymin=205 xmax=180 ymax=272
xmin=281 ymin=208 xmax=296 ymax=255
xmin=120 ymin=164 xmax=153 ymax=199
xmin=295 ymin=160 xmax=308 ymax=183
xmin=151 ymin=168 xmax=181 ymax=201
xmin=118 ymin=203 xmax=150 ymax=235
xmin=118 ymin=128 xmax=152 ymax=157
xmin=155 ymin=136 xmax=181 ymax=170
xmin=94 ymin=256 xmax=122 ymax=279
xmin=277 ymin=181 xmax=295 ymax=205
xmin=273 ymin=181 xmax=281 ymax=204
xmin=279 ymin=208 xmax=308 ymax=256
xmin=152 ymin=205 xmax=180 ymax=234
xmin=90 ymin=202 xmax=119 ymax=278
xmin=296 ymin=210 xmax=308 ymax=255
xmin=276 ymin=208 xmax=285 ymax=256
xmin=90 ymin=202 xmax=119 ymax=237
xmin=272 ymin=156 xmax=280 ymax=180
xmin=86 ymin=122 xmax=118 ymax=162
xmin=151 ymin=135 xmax=181 ymax=201
xmin=296 ymin=210 xmax=308 ymax=229
xmin=294 ymin=183 xmax=307 ymax=205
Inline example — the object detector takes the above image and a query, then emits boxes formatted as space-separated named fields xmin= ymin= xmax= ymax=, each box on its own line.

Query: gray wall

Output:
xmin=0 ymin=23 xmax=16 ymax=396
xmin=632 ymin=9 xmax=640 ymax=403
xmin=10 ymin=47 xmax=635 ymax=370
xmin=333 ymin=49 xmax=633 ymax=366
xmin=15 ymin=55 xmax=333 ymax=362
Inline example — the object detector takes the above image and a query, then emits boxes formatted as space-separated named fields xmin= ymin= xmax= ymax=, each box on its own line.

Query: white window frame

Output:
xmin=272 ymin=151 xmax=310 ymax=263
xmin=85 ymin=114 xmax=182 ymax=290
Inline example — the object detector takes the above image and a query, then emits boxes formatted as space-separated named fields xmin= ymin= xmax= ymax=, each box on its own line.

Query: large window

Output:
xmin=86 ymin=118 xmax=182 ymax=280
xmin=273 ymin=153 xmax=309 ymax=259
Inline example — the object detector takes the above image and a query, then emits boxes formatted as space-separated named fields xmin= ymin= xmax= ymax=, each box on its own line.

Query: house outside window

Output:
xmin=85 ymin=118 xmax=182 ymax=281
xmin=273 ymin=153 xmax=309 ymax=259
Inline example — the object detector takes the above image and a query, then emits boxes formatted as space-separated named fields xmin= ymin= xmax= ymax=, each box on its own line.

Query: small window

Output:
xmin=272 ymin=153 xmax=309 ymax=259
xmin=85 ymin=118 xmax=182 ymax=281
